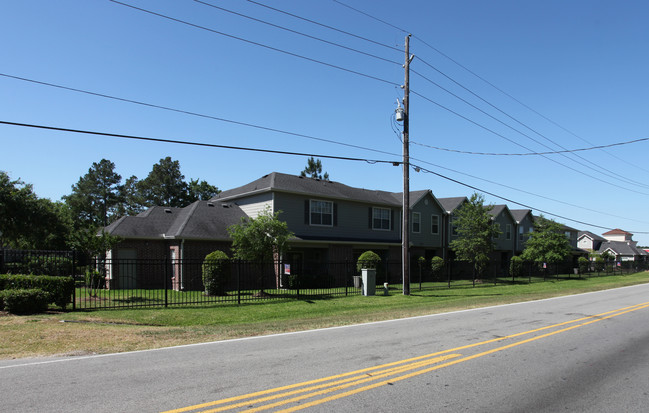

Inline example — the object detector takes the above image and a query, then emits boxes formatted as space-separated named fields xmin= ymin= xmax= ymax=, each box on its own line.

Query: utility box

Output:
xmin=361 ymin=268 xmax=376 ymax=296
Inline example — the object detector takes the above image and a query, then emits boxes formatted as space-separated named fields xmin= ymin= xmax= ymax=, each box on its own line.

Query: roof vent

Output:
xmin=207 ymin=202 xmax=214 ymax=207
xmin=222 ymin=203 xmax=230 ymax=208
xmin=164 ymin=208 xmax=172 ymax=214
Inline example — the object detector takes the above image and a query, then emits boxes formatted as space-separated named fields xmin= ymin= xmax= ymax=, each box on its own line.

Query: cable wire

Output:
xmin=0 ymin=72 xmax=398 ymax=158
xmin=411 ymin=162 xmax=649 ymax=233
xmin=194 ymin=0 xmax=401 ymax=66
xmin=109 ymin=1 xmax=399 ymax=88
xmin=411 ymin=136 xmax=649 ymax=156
xmin=248 ymin=0 xmax=402 ymax=53
xmin=331 ymin=0 xmax=649 ymax=177
xmin=0 ymin=120 xmax=400 ymax=165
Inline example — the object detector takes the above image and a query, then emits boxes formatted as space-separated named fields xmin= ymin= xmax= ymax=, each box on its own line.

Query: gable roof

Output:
xmin=598 ymin=240 xmax=646 ymax=257
xmin=602 ymin=228 xmax=633 ymax=236
xmin=437 ymin=197 xmax=467 ymax=214
xmin=510 ymin=209 xmax=533 ymax=224
xmin=214 ymin=172 xmax=402 ymax=206
xmin=578 ymin=231 xmax=606 ymax=242
xmin=488 ymin=205 xmax=516 ymax=224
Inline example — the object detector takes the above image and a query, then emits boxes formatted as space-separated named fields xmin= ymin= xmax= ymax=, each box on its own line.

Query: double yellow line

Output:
xmin=164 ymin=301 xmax=649 ymax=413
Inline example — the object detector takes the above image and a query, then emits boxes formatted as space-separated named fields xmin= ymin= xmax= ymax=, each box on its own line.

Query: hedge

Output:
xmin=0 ymin=274 xmax=74 ymax=309
xmin=0 ymin=289 xmax=51 ymax=314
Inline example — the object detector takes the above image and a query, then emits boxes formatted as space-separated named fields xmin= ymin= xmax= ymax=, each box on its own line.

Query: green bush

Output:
xmin=594 ymin=256 xmax=605 ymax=272
xmin=356 ymin=251 xmax=381 ymax=272
xmin=430 ymin=256 xmax=445 ymax=279
xmin=202 ymin=250 xmax=230 ymax=296
xmin=0 ymin=274 xmax=74 ymax=309
xmin=0 ymin=289 xmax=51 ymax=314
xmin=509 ymin=256 xmax=524 ymax=278
xmin=85 ymin=269 xmax=105 ymax=289
xmin=26 ymin=257 xmax=74 ymax=277
xmin=578 ymin=257 xmax=590 ymax=275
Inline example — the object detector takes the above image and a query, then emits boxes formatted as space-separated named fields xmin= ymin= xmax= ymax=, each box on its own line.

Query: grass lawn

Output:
xmin=1 ymin=271 xmax=648 ymax=360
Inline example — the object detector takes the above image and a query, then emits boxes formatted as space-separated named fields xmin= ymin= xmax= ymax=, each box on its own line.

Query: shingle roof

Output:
xmin=105 ymin=201 xmax=245 ymax=240
xmin=602 ymin=228 xmax=633 ymax=236
xmin=578 ymin=231 xmax=606 ymax=242
xmin=214 ymin=172 xmax=403 ymax=206
xmin=510 ymin=209 xmax=532 ymax=223
xmin=437 ymin=197 xmax=467 ymax=213
xmin=598 ymin=241 xmax=645 ymax=257
xmin=104 ymin=206 xmax=181 ymax=238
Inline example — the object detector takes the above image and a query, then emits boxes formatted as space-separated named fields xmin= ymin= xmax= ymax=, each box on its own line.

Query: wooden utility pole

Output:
xmin=402 ymin=34 xmax=412 ymax=295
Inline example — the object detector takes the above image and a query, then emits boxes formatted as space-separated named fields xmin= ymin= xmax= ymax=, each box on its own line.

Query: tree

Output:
xmin=0 ymin=172 xmax=71 ymax=249
xmin=228 ymin=208 xmax=293 ymax=263
xmin=137 ymin=157 xmax=188 ymax=207
xmin=63 ymin=159 xmax=122 ymax=228
xmin=228 ymin=208 xmax=293 ymax=294
xmin=449 ymin=193 xmax=500 ymax=279
xmin=186 ymin=178 xmax=220 ymax=202
xmin=300 ymin=157 xmax=329 ymax=180
xmin=521 ymin=215 xmax=571 ymax=266
xmin=118 ymin=175 xmax=145 ymax=216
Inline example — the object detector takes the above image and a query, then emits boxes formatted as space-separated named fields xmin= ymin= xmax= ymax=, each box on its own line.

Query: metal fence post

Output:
xmin=164 ymin=257 xmax=168 ymax=308
xmin=72 ymin=250 xmax=76 ymax=311
xmin=237 ymin=259 xmax=241 ymax=305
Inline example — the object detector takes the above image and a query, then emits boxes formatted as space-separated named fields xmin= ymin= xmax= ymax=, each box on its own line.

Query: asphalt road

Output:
xmin=2 ymin=284 xmax=649 ymax=412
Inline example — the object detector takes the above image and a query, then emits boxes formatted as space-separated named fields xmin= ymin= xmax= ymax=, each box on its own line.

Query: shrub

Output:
xmin=509 ymin=256 xmax=524 ymax=278
xmin=356 ymin=251 xmax=381 ymax=272
xmin=430 ymin=256 xmax=445 ymax=279
xmin=26 ymin=257 xmax=74 ymax=277
xmin=0 ymin=274 xmax=74 ymax=309
xmin=202 ymin=250 xmax=230 ymax=296
xmin=85 ymin=269 xmax=105 ymax=289
xmin=416 ymin=256 xmax=426 ymax=268
xmin=578 ymin=257 xmax=590 ymax=275
xmin=594 ymin=256 xmax=605 ymax=272
xmin=0 ymin=289 xmax=51 ymax=314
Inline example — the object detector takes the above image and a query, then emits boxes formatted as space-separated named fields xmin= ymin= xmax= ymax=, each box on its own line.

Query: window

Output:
xmin=372 ymin=207 xmax=391 ymax=230
xmin=310 ymin=200 xmax=333 ymax=226
xmin=519 ymin=226 xmax=524 ymax=241
xmin=494 ymin=223 xmax=501 ymax=239
xmin=506 ymin=224 xmax=512 ymax=240
xmin=412 ymin=212 xmax=421 ymax=233
xmin=431 ymin=215 xmax=440 ymax=235
xmin=451 ymin=216 xmax=458 ymax=236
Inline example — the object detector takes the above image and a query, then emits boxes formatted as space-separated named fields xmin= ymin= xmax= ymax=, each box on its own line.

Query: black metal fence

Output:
xmin=72 ymin=258 xmax=361 ymax=310
xmin=1 ymin=249 xmax=647 ymax=310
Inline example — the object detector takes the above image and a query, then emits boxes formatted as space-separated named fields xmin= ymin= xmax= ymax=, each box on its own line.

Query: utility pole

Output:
xmin=402 ymin=34 xmax=412 ymax=295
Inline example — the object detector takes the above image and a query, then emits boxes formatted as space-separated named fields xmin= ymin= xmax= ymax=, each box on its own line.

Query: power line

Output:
xmin=410 ymin=162 xmax=649 ymax=234
xmin=331 ymin=0 xmax=649 ymax=177
xmin=409 ymin=155 xmax=649 ymax=226
xmin=411 ymin=136 xmax=649 ymax=156
xmin=4 ymin=118 xmax=646 ymax=231
xmin=0 ymin=120 xmax=399 ymax=165
xmin=246 ymin=0 xmax=402 ymax=53
xmin=411 ymin=90 xmax=649 ymax=196
xmin=109 ymin=1 xmax=399 ymax=88
xmin=194 ymin=0 xmax=401 ymax=66
xmin=410 ymin=70 xmax=649 ymax=192
xmin=0 ymin=72 xmax=398 ymax=159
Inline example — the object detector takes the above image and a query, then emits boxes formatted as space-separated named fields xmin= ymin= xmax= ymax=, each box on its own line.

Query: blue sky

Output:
xmin=2 ymin=1 xmax=648 ymax=244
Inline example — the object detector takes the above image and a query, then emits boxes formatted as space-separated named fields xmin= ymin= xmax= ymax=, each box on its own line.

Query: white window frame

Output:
xmin=372 ymin=207 xmax=391 ymax=231
xmin=431 ymin=214 xmax=440 ymax=235
xmin=412 ymin=212 xmax=421 ymax=233
xmin=310 ymin=199 xmax=333 ymax=227
xmin=506 ymin=224 xmax=512 ymax=240
xmin=494 ymin=222 xmax=501 ymax=239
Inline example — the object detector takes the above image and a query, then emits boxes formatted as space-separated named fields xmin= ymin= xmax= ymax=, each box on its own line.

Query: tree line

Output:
xmin=0 ymin=157 xmax=219 ymax=251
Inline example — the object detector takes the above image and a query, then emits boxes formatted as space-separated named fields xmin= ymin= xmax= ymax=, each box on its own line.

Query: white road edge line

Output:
xmin=1 ymin=282 xmax=647 ymax=370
